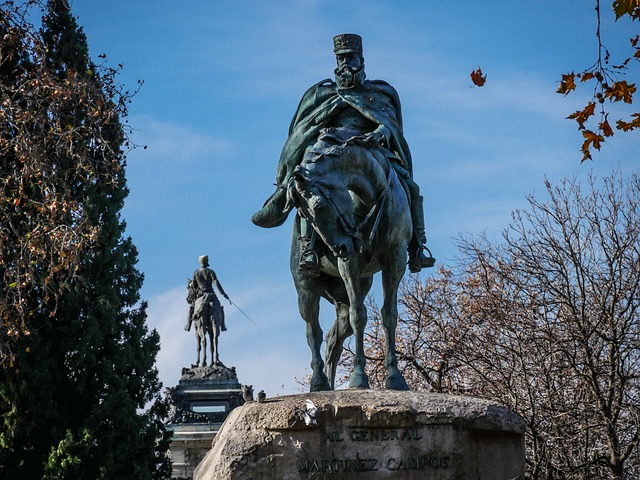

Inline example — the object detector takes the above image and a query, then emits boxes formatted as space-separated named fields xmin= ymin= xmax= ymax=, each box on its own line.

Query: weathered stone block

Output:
xmin=194 ymin=390 xmax=524 ymax=479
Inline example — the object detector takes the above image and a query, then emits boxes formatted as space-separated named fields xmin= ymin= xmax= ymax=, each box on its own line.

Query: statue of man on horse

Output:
xmin=252 ymin=33 xmax=433 ymax=274
xmin=251 ymin=34 xmax=435 ymax=391
xmin=186 ymin=255 xmax=230 ymax=367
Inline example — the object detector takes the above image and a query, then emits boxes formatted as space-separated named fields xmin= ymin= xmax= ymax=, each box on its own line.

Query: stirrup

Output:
xmin=408 ymin=246 xmax=436 ymax=273
xmin=299 ymin=250 xmax=320 ymax=276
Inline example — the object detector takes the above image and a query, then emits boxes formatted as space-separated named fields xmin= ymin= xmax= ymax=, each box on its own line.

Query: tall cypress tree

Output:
xmin=0 ymin=1 xmax=171 ymax=478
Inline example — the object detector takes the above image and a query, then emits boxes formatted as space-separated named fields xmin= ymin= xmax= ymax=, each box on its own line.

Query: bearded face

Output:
xmin=334 ymin=53 xmax=366 ymax=89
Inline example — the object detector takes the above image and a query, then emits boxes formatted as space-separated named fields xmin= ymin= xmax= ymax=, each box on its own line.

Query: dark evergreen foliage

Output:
xmin=0 ymin=1 xmax=171 ymax=477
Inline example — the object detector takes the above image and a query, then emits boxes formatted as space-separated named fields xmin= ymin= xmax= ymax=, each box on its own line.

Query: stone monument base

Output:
xmin=166 ymin=364 xmax=244 ymax=479
xmin=194 ymin=390 xmax=524 ymax=480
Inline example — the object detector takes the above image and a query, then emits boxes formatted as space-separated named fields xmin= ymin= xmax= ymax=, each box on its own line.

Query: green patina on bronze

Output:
xmin=252 ymin=35 xmax=435 ymax=392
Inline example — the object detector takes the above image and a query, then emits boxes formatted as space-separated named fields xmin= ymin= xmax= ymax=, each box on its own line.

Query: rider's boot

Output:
xmin=300 ymin=244 xmax=320 ymax=275
xmin=408 ymin=196 xmax=435 ymax=273
xmin=251 ymin=185 xmax=291 ymax=228
xmin=299 ymin=219 xmax=321 ymax=276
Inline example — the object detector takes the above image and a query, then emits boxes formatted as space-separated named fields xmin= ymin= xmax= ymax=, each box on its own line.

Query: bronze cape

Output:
xmin=274 ymin=78 xmax=414 ymax=187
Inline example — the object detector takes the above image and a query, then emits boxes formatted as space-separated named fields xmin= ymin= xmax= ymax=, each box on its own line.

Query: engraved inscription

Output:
xmin=326 ymin=428 xmax=423 ymax=442
xmin=300 ymin=427 xmax=455 ymax=473
xmin=298 ymin=458 xmax=379 ymax=473
xmin=297 ymin=456 xmax=451 ymax=473
xmin=325 ymin=431 xmax=344 ymax=442
xmin=387 ymin=456 xmax=450 ymax=470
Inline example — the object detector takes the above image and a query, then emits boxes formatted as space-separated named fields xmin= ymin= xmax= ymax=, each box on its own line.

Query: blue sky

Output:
xmin=70 ymin=1 xmax=639 ymax=396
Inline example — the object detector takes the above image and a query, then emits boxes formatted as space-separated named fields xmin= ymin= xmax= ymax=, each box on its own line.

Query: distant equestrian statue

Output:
xmin=185 ymin=255 xmax=229 ymax=367
xmin=252 ymin=34 xmax=434 ymax=391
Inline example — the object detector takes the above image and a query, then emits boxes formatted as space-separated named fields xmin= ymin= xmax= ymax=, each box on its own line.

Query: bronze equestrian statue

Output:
xmin=186 ymin=255 xmax=229 ymax=367
xmin=252 ymin=34 xmax=434 ymax=390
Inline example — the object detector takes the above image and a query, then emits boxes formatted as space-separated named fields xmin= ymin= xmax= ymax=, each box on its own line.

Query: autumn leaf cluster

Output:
xmin=0 ymin=2 xmax=171 ymax=478
xmin=558 ymin=1 xmax=640 ymax=160
xmin=0 ymin=1 xmax=136 ymax=363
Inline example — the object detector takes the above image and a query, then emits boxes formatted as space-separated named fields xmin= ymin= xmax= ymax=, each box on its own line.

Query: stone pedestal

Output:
xmin=166 ymin=364 xmax=244 ymax=479
xmin=194 ymin=390 xmax=524 ymax=480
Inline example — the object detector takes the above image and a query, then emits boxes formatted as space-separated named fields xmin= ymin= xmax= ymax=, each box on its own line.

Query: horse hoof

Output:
xmin=309 ymin=380 xmax=332 ymax=392
xmin=348 ymin=371 xmax=370 ymax=390
xmin=310 ymin=382 xmax=331 ymax=392
xmin=385 ymin=374 xmax=409 ymax=391
xmin=309 ymin=372 xmax=332 ymax=392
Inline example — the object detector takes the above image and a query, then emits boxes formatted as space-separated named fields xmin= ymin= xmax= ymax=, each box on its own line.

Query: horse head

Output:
xmin=290 ymin=164 xmax=358 ymax=260
xmin=186 ymin=278 xmax=195 ymax=304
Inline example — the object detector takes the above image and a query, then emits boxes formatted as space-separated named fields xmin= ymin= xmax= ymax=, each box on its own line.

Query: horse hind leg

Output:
xmin=324 ymin=301 xmax=352 ymax=390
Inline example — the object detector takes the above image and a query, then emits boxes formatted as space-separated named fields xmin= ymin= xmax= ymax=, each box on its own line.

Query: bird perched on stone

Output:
xmin=242 ymin=385 xmax=254 ymax=402
xmin=302 ymin=399 xmax=318 ymax=425
xmin=257 ymin=390 xmax=266 ymax=403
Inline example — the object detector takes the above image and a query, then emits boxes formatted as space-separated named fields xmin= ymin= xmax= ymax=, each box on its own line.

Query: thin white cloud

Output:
xmin=127 ymin=115 xmax=234 ymax=164
xmin=147 ymin=278 xmax=315 ymax=395
xmin=146 ymin=286 xmax=192 ymax=389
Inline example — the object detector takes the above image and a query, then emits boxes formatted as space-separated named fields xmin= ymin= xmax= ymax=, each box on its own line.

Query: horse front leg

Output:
xmin=348 ymin=300 xmax=369 ymax=389
xmin=201 ymin=329 xmax=208 ymax=367
xmin=195 ymin=331 xmax=202 ymax=367
xmin=381 ymin=262 xmax=409 ymax=390
xmin=298 ymin=289 xmax=330 ymax=392
xmin=338 ymin=259 xmax=369 ymax=389
xmin=212 ymin=328 xmax=220 ymax=365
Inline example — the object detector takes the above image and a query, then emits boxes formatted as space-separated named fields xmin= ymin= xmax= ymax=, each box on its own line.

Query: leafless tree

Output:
xmin=341 ymin=171 xmax=640 ymax=479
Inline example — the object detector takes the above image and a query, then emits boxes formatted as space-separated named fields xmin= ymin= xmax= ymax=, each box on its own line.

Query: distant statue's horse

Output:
xmin=186 ymin=279 xmax=224 ymax=367
xmin=288 ymin=127 xmax=413 ymax=391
